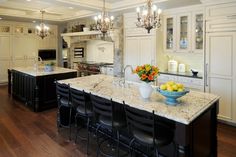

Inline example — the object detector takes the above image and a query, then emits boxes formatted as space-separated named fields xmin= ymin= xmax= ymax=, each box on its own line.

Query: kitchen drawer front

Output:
xmin=178 ymin=77 xmax=204 ymax=91
xmin=206 ymin=2 xmax=236 ymax=20
xmin=206 ymin=19 xmax=236 ymax=32
xmin=158 ymin=74 xmax=204 ymax=91
xmin=158 ymin=74 xmax=178 ymax=84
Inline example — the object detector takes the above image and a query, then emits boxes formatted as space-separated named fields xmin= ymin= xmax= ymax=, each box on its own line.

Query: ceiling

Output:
xmin=0 ymin=0 xmax=201 ymax=22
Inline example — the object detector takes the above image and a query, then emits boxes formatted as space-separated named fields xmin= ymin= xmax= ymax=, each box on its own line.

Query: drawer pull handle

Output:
xmin=205 ymin=63 xmax=208 ymax=87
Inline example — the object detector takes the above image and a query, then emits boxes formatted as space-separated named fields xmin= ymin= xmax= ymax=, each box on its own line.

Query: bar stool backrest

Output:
xmin=124 ymin=105 xmax=155 ymax=144
xmin=56 ymin=82 xmax=70 ymax=100
xmin=70 ymin=88 xmax=91 ymax=114
xmin=90 ymin=94 xmax=113 ymax=127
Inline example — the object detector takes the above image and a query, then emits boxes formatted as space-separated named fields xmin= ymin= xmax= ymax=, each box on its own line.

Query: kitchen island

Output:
xmin=11 ymin=67 xmax=77 ymax=112
xmin=59 ymin=74 xmax=220 ymax=157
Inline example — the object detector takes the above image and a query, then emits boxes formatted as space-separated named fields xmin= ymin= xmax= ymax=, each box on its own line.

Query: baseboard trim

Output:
xmin=218 ymin=119 xmax=236 ymax=127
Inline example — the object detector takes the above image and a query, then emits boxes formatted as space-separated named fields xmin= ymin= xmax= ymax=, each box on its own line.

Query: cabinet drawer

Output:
xmin=206 ymin=19 xmax=236 ymax=32
xmin=178 ymin=77 xmax=203 ymax=86
xmin=206 ymin=2 xmax=236 ymax=20
xmin=158 ymin=74 xmax=178 ymax=83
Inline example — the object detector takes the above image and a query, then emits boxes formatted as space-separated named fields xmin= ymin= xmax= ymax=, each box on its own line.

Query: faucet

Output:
xmin=34 ymin=56 xmax=43 ymax=71
xmin=38 ymin=56 xmax=43 ymax=65
xmin=123 ymin=65 xmax=133 ymax=86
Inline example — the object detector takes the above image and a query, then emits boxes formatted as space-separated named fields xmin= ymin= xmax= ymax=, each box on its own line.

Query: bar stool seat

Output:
xmin=60 ymin=97 xmax=70 ymax=107
xmin=98 ymin=115 xmax=126 ymax=128
xmin=133 ymin=128 xmax=173 ymax=146
xmin=76 ymin=105 xmax=93 ymax=116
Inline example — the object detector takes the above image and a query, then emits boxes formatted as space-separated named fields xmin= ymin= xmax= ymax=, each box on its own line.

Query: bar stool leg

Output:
xmin=116 ymin=130 xmax=120 ymax=157
xmin=69 ymin=107 xmax=72 ymax=141
xmin=86 ymin=117 xmax=90 ymax=155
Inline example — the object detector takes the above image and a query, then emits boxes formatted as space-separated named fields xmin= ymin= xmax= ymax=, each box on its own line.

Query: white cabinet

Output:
xmin=205 ymin=31 xmax=236 ymax=123
xmin=205 ymin=1 xmax=236 ymax=124
xmin=176 ymin=13 xmax=191 ymax=53
xmin=0 ymin=35 xmax=11 ymax=83
xmin=124 ymin=36 xmax=156 ymax=81
xmin=124 ymin=12 xmax=157 ymax=82
xmin=12 ymin=35 xmax=38 ymax=67
xmin=163 ymin=8 xmax=204 ymax=53
xmin=206 ymin=2 xmax=236 ymax=20
xmin=158 ymin=74 xmax=204 ymax=91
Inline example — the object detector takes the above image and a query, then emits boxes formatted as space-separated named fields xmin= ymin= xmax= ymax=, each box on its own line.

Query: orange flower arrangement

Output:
xmin=134 ymin=64 xmax=159 ymax=83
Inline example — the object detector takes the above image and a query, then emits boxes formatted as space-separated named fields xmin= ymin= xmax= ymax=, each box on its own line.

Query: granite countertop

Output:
xmin=12 ymin=66 xmax=77 ymax=77
xmin=59 ymin=75 xmax=219 ymax=125
xmin=160 ymin=71 xmax=203 ymax=79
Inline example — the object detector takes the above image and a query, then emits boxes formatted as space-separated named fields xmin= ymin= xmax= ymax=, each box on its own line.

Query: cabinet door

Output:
xmin=206 ymin=32 xmax=236 ymax=123
xmin=0 ymin=35 xmax=11 ymax=83
xmin=177 ymin=13 xmax=191 ymax=52
xmin=139 ymin=36 xmax=156 ymax=65
xmin=12 ymin=36 xmax=26 ymax=67
xmin=124 ymin=37 xmax=140 ymax=81
xmin=192 ymin=12 xmax=204 ymax=53
xmin=25 ymin=36 xmax=37 ymax=67
xmin=163 ymin=15 xmax=176 ymax=52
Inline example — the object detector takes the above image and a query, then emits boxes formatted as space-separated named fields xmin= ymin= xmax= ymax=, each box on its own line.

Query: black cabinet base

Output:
xmin=11 ymin=70 xmax=77 ymax=112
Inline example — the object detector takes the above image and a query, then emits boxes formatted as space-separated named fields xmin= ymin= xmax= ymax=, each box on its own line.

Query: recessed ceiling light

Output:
xmin=69 ymin=7 xmax=74 ymax=9
xmin=26 ymin=0 xmax=31 ymax=2
xmin=0 ymin=17 xmax=2 ymax=20
xmin=32 ymin=20 xmax=36 ymax=23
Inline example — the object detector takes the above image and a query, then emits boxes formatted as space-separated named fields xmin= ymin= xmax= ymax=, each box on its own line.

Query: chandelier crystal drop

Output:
xmin=36 ymin=10 xmax=50 ymax=39
xmin=136 ymin=0 xmax=162 ymax=33
xmin=94 ymin=0 xmax=114 ymax=36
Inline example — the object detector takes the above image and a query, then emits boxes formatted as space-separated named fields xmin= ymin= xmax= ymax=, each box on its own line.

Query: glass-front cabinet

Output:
xmin=177 ymin=14 xmax=191 ymax=52
xmin=163 ymin=11 xmax=204 ymax=53
xmin=192 ymin=13 xmax=204 ymax=53
xmin=164 ymin=15 xmax=176 ymax=53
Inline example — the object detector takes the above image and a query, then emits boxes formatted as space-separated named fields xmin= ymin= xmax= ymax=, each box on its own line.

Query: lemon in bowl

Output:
xmin=158 ymin=81 xmax=189 ymax=105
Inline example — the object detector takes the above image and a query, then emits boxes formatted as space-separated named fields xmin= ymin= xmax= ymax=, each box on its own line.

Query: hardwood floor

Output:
xmin=0 ymin=85 xmax=236 ymax=157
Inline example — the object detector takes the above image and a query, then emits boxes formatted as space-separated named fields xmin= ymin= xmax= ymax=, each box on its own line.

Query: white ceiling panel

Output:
xmin=0 ymin=0 xmax=201 ymax=22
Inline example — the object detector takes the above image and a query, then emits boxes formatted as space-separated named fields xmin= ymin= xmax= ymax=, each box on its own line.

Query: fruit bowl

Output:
xmin=157 ymin=88 xmax=189 ymax=105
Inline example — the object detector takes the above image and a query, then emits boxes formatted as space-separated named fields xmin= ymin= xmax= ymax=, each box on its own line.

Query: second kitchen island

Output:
xmin=11 ymin=67 xmax=77 ymax=112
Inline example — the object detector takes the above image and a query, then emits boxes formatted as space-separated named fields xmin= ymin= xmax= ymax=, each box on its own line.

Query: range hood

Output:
xmin=61 ymin=31 xmax=113 ymax=47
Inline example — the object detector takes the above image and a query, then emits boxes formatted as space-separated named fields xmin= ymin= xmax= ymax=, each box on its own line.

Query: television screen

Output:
xmin=38 ymin=49 xmax=56 ymax=60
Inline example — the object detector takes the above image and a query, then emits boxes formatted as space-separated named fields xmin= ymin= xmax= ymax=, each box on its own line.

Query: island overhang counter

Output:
xmin=59 ymin=74 xmax=220 ymax=157
xmin=10 ymin=67 xmax=77 ymax=112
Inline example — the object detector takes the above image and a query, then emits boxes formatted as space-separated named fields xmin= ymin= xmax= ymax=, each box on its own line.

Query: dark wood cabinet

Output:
xmin=11 ymin=70 xmax=77 ymax=112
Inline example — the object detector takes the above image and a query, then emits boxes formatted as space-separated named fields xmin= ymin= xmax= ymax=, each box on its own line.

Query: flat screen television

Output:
xmin=38 ymin=49 xmax=56 ymax=60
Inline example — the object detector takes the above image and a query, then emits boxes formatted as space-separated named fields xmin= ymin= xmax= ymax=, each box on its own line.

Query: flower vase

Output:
xmin=139 ymin=82 xmax=153 ymax=99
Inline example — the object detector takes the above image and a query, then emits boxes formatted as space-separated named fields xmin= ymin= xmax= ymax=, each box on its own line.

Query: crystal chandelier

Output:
xmin=94 ymin=0 xmax=114 ymax=36
xmin=136 ymin=0 xmax=162 ymax=33
xmin=36 ymin=11 xmax=50 ymax=39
